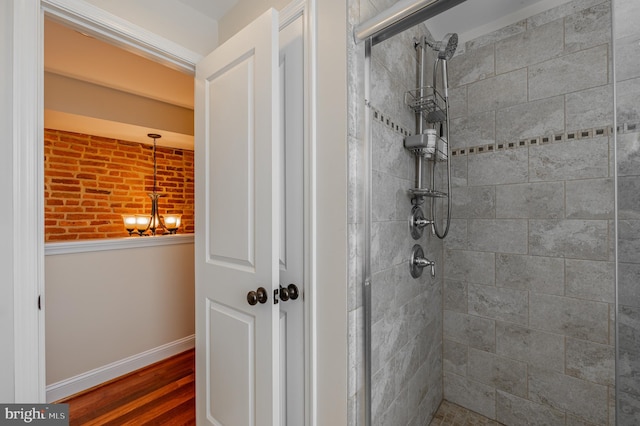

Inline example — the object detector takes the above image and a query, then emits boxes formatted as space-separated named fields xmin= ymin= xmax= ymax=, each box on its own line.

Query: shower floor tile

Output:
xmin=429 ymin=400 xmax=503 ymax=426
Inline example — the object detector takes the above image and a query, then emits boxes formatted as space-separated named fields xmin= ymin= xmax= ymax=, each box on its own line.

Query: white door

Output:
xmin=195 ymin=9 xmax=280 ymax=426
xmin=278 ymin=14 xmax=305 ymax=426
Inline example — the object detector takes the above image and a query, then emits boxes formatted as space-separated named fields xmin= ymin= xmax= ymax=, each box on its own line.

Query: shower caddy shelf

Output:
xmin=405 ymin=85 xmax=447 ymax=126
xmin=404 ymin=84 xmax=450 ymax=203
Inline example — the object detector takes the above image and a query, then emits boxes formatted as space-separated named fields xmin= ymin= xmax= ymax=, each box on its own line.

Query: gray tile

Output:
xmin=566 ymin=337 xmax=614 ymax=386
xmin=468 ymin=348 xmax=527 ymax=397
xmin=496 ymin=321 xmax=565 ymax=372
xmin=617 ymin=77 xmax=640 ymax=125
xmin=393 ymin=338 xmax=422 ymax=394
xmin=467 ymin=69 xmax=527 ymax=115
xmin=618 ymin=390 xmax=640 ymax=426
xmin=617 ymin=345 xmax=640 ymax=397
xmin=496 ymin=253 xmax=564 ymax=295
xmin=444 ymin=249 xmax=495 ymax=285
xmin=371 ymin=60 xmax=411 ymax=133
xmin=443 ymin=338 xmax=467 ymax=375
xmin=529 ymin=45 xmax=608 ymax=101
xmin=615 ymin=34 xmax=640 ymax=82
xmin=618 ymin=305 xmax=640 ymax=355
xmin=619 ymin=176 xmax=640 ymax=219
xmin=372 ymin=170 xmax=405 ymax=222
xmin=371 ymin=269 xmax=397 ymax=324
xmin=372 ymin=119 xmax=413 ymax=181
xmin=371 ymin=360 xmax=396 ymax=422
xmin=371 ymin=305 xmax=408 ymax=374
xmin=529 ymin=138 xmax=609 ymax=182
xmin=564 ymin=2 xmax=612 ymax=53
xmin=565 ymin=259 xmax=615 ymax=303
xmin=444 ymin=372 xmax=496 ymax=419
xmin=615 ymin=0 xmax=640 ymax=38
xmin=529 ymin=219 xmax=609 ymax=260
xmin=528 ymin=366 xmax=608 ymax=425
xmin=444 ymin=279 xmax=467 ymax=313
xmin=566 ymin=178 xmax=614 ymax=219
xmin=449 ymin=43 xmax=495 ymax=88
xmin=407 ymin=357 xmax=433 ymax=420
xmin=565 ymin=84 xmax=614 ymax=131
xmin=468 ymin=149 xmax=529 ymax=186
xmin=448 ymin=86 xmax=467 ymax=119
xmin=527 ymin=0 xmax=606 ymax=28
xmin=372 ymin=30 xmax=421 ymax=97
xmin=450 ymin=111 xmax=495 ymax=149
xmin=495 ymin=20 xmax=564 ymax=74
xmin=529 ymin=293 xmax=609 ymax=343
xmin=496 ymin=96 xmax=564 ymax=144
xmin=451 ymin=153 xmax=468 ymax=187
xmin=465 ymin=20 xmax=527 ymax=51
xmin=451 ymin=186 xmax=495 ymax=219
xmin=619 ymin=263 xmax=640 ymax=308
xmin=443 ymin=219 xmax=468 ymax=251
xmin=468 ymin=284 xmax=528 ymax=325
xmin=618 ymin=220 xmax=640 ymax=263
xmin=467 ymin=219 xmax=528 ymax=254
xmin=371 ymin=221 xmax=410 ymax=272
xmin=444 ymin=310 xmax=496 ymax=352
xmin=496 ymin=390 xmax=565 ymax=426
xmin=496 ymin=182 xmax=564 ymax=219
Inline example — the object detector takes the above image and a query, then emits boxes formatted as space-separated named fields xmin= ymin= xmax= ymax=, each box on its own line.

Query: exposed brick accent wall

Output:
xmin=45 ymin=129 xmax=194 ymax=241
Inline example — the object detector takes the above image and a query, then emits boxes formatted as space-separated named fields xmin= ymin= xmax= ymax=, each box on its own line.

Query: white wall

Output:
xmin=0 ymin=0 xmax=15 ymax=403
xmin=218 ymin=0 xmax=292 ymax=44
xmin=81 ymin=0 xmax=219 ymax=56
xmin=45 ymin=242 xmax=195 ymax=385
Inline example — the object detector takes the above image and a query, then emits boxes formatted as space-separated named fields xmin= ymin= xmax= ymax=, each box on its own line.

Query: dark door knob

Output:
xmin=279 ymin=286 xmax=290 ymax=301
xmin=247 ymin=287 xmax=268 ymax=306
xmin=278 ymin=284 xmax=299 ymax=303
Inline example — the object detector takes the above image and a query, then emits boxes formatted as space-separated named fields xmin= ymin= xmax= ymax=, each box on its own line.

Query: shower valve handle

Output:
xmin=414 ymin=257 xmax=435 ymax=277
xmin=410 ymin=244 xmax=436 ymax=278
xmin=414 ymin=217 xmax=432 ymax=229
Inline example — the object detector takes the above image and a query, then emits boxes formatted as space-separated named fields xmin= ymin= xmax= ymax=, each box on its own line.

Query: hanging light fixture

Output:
xmin=122 ymin=133 xmax=182 ymax=236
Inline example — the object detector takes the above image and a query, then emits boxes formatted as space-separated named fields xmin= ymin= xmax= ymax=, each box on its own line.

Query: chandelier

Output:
xmin=122 ymin=133 xmax=182 ymax=236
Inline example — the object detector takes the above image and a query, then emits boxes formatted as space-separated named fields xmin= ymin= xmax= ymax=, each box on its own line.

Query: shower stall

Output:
xmin=348 ymin=0 xmax=640 ymax=424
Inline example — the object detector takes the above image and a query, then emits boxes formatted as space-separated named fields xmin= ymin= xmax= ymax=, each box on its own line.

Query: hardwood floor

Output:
xmin=57 ymin=349 xmax=195 ymax=425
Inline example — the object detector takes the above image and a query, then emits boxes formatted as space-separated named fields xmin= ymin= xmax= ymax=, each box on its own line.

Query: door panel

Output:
xmin=208 ymin=301 xmax=255 ymax=426
xmin=207 ymin=54 xmax=256 ymax=270
xmin=195 ymin=9 xmax=280 ymax=426
xmin=278 ymin=15 xmax=305 ymax=426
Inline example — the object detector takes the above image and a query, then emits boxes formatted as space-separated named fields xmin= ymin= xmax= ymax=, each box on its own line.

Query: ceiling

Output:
xmin=426 ymin=0 xmax=574 ymax=44
xmin=44 ymin=0 xmax=573 ymax=149
xmin=176 ymin=0 xmax=238 ymax=20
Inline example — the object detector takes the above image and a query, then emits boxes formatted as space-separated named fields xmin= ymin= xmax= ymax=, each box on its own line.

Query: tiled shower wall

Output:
xmin=347 ymin=0 xmax=444 ymax=425
xmin=369 ymin=26 xmax=444 ymax=426
xmin=614 ymin=0 xmax=640 ymax=423
xmin=442 ymin=0 xmax=616 ymax=424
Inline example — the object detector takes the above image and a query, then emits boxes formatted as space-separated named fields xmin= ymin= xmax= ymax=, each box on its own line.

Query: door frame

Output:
xmin=14 ymin=0 xmax=318 ymax=422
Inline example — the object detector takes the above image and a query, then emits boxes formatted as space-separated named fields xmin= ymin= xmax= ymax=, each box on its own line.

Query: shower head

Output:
xmin=426 ymin=33 xmax=458 ymax=60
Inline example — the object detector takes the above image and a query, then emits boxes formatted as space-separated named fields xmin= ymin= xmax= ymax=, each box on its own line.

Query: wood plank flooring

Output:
xmin=57 ymin=349 xmax=195 ymax=425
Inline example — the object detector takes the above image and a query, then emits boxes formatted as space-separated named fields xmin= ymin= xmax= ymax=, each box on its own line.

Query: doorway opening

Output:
xmin=43 ymin=14 xmax=197 ymax=404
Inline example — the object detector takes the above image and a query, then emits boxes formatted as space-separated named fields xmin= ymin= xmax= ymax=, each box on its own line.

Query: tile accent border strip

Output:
xmin=369 ymin=103 xmax=414 ymax=137
xmin=370 ymin=100 xmax=639 ymax=158
xmin=451 ymin=125 xmax=614 ymax=157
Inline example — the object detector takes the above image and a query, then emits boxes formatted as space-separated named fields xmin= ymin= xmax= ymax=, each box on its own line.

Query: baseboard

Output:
xmin=46 ymin=334 xmax=195 ymax=403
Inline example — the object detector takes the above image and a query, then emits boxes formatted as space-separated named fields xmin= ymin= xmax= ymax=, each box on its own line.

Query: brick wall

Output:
xmin=45 ymin=129 xmax=194 ymax=241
